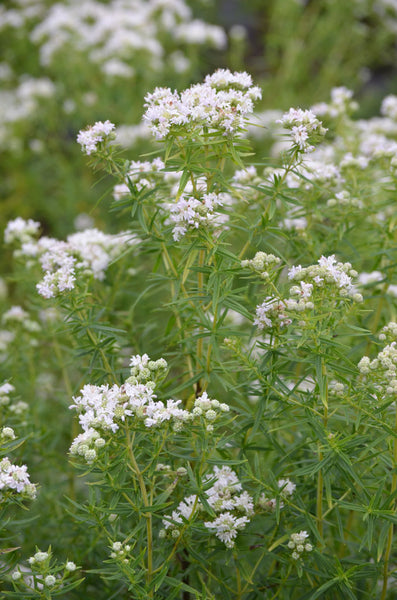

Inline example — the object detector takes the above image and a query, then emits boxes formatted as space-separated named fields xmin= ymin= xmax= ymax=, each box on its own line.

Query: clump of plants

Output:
xmin=2 ymin=67 xmax=397 ymax=599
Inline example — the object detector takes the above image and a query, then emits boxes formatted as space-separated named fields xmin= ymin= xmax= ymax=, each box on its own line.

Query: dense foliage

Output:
xmin=2 ymin=1 xmax=397 ymax=599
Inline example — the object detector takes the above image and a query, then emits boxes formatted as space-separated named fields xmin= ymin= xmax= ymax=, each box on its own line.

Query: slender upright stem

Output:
xmin=235 ymin=554 xmax=242 ymax=599
xmin=196 ymin=249 xmax=206 ymax=395
xmin=126 ymin=427 xmax=153 ymax=595
xmin=317 ymin=358 xmax=328 ymax=539
xmin=52 ymin=333 xmax=77 ymax=499
xmin=161 ymin=248 xmax=195 ymax=394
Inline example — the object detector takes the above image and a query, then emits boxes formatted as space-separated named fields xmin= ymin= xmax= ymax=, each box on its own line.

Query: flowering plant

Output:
xmin=2 ymin=65 xmax=397 ymax=600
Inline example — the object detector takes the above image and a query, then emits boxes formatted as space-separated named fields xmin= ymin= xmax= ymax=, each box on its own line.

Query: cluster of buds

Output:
xmin=128 ymin=354 xmax=167 ymax=384
xmin=326 ymin=190 xmax=363 ymax=209
xmin=192 ymin=392 xmax=230 ymax=432
xmin=328 ymin=381 xmax=345 ymax=398
xmin=254 ymin=255 xmax=362 ymax=332
xmin=69 ymin=428 xmax=106 ymax=463
xmin=12 ymin=549 xmax=77 ymax=589
xmin=288 ymin=531 xmax=313 ymax=560
xmin=242 ymin=252 xmax=281 ymax=279
xmin=379 ymin=321 xmax=397 ymax=342
xmin=110 ymin=541 xmax=131 ymax=563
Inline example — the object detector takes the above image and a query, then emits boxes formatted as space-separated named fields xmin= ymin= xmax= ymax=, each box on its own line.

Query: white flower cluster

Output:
xmin=36 ymin=243 xmax=76 ymax=298
xmin=144 ymin=69 xmax=262 ymax=139
xmin=2 ymin=305 xmax=41 ymax=334
xmin=255 ymin=256 xmax=362 ymax=331
xmin=357 ymin=271 xmax=384 ymax=286
xmin=0 ymin=382 xmax=28 ymax=416
xmin=311 ymin=86 xmax=358 ymax=119
xmin=70 ymin=354 xmax=230 ymax=462
xmin=277 ymin=108 xmax=327 ymax=153
xmin=287 ymin=255 xmax=360 ymax=301
xmin=339 ymin=152 xmax=369 ymax=171
xmin=233 ymin=165 xmax=258 ymax=185
xmin=70 ymin=381 xmax=157 ymax=433
xmin=4 ymin=218 xmax=137 ymax=298
xmin=0 ymin=457 xmax=37 ymax=501
xmin=4 ymin=217 xmax=40 ymax=245
xmin=258 ymin=477 xmax=296 ymax=511
xmin=29 ymin=0 xmax=226 ymax=71
xmin=66 ymin=228 xmax=136 ymax=281
xmin=168 ymin=192 xmax=230 ymax=241
xmin=0 ymin=77 xmax=56 ymax=152
xmin=241 ymin=251 xmax=281 ymax=279
xmin=113 ymin=157 xmax=165 ymax=200
xmin=77 ymin=120 xmax=115 ymax=156
xmin=288 ymin=530 xmax=313 ymax=560
xmin=174 ymin=19 xmax=227 ymax=48
xmin=279 ymin=215 xmax=308 ymax=232
xmin=204 ymin=512 xmax=250 ymax=549
xmin=161 ymin=494 xmax=197 ymax=540
xmin=280 ymin=155 xmax=341 ymax=191
xmin=162 ymin=466 xmax=253 ymax=548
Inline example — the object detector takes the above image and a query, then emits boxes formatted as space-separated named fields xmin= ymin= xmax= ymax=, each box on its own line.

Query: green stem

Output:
xmin=154 ymin=439 xmax=209 ymax=572
xmin=317 ymin=357 xmax=328 ymax=540
xmin=196 ymin=248 xmax=206 ymax=396
xmin=126 ymin=427 xmax=153 ymax=595
xmin=52 ymin=333 xmax=78 ymax=500
xmin=161 ymin=248 xmax=195 ymax=397
xmin=235 ymin=553 xmax=242 ymax=599
xmin=240 ymin=546 xmax=268 ymax=595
